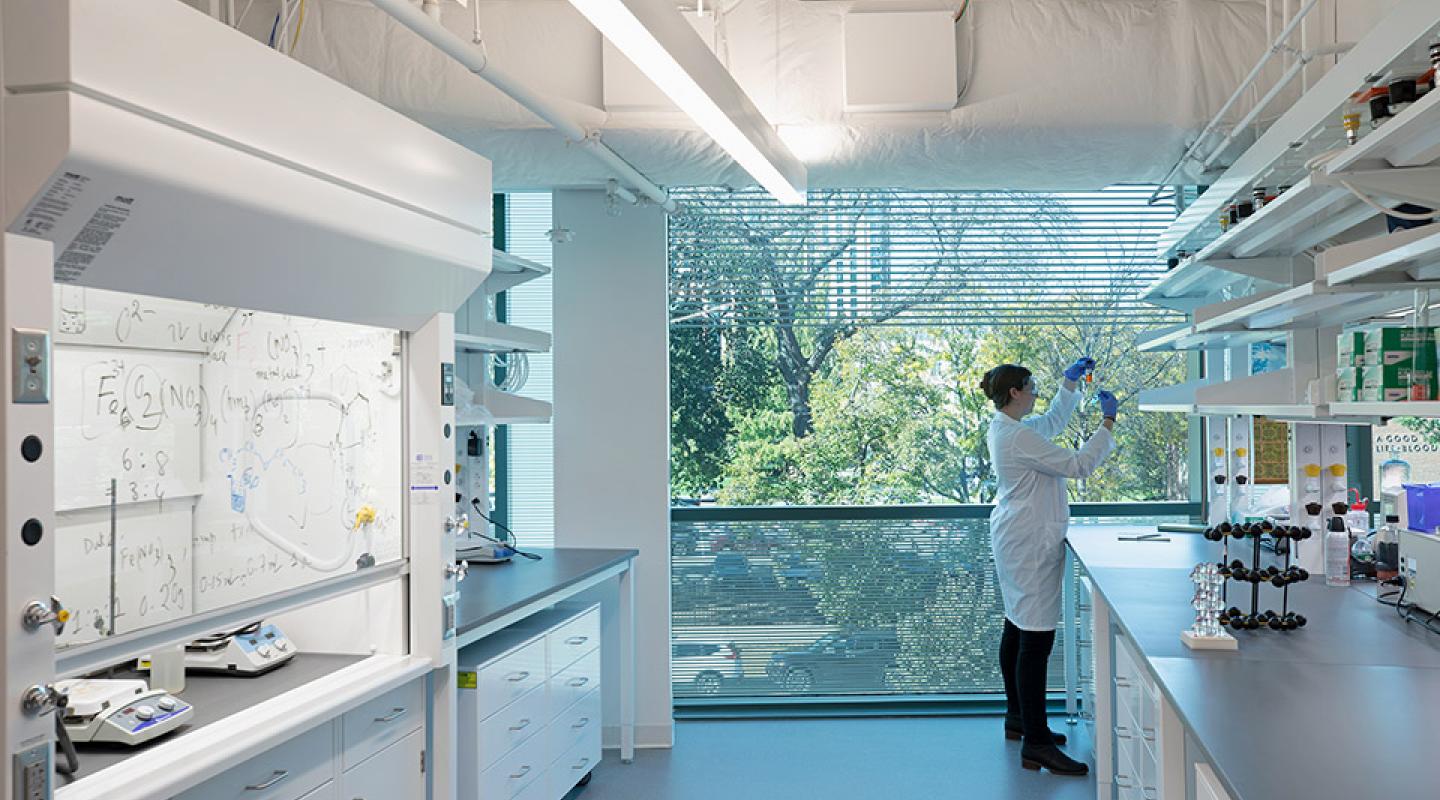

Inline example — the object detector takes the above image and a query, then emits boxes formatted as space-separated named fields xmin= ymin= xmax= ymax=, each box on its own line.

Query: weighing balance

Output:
xmin=56 ymin=679 xmax=192 ymax=746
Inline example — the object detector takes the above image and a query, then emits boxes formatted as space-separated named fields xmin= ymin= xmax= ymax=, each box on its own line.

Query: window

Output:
xmin=668 ymin=186 xmax=1196 ymax=701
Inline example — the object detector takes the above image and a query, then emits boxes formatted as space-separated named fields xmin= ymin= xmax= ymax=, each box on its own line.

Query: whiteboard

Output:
xmin=55 ymin=502 xmax=194 ymax=649
xmin=55 ymin=285 xmax=236 ymax=354
xmin=54 ymin=346 xmax=205 ymax=511
xmin=192 ymin=311 xmax=403 ymax=612
xmin=50 ymin=287 xmax=404 ymax=636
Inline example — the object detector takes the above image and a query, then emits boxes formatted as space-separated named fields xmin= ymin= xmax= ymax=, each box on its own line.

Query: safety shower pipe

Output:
xmin=1201 ymin=41 xmax=1355 ymax=170
xmin=368 ymin=0 xmax=678 ymax=212
xmin=1148 ymin=0 xmax=1323 ymax=203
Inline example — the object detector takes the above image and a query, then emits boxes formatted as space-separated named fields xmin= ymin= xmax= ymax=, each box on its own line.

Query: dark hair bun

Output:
xmin=981 ymin=364 xmax=1033 ymax=410
xmin=980 ymin=370 xmax=994 ymax=396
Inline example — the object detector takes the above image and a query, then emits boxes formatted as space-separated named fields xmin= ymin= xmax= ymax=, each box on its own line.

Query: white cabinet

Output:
xmin=460 ymin=604 xmax=603 ymax=800
xmin=1105 ymin=629 xmax=1184 ymax=800
xmin=340 ymin=680 xmax=425 ymax=770
xmin=171 ymin=677 xmax=426 ymax=800
xmin=339 ymin=728 xmax=426 ymax=800
xmin=174 ymin=722 xmax=333 ymax=800
xmin=1195 ymin=763 xmax=1236 ymax=800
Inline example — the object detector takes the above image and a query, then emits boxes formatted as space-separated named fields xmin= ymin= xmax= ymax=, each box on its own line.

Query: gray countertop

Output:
xmin=455 ymin=547 xmax=638 ymax=640
xmin=60 ymin=652 xmax=365 ymax=785
xmin=1068 ymin=526 xmax=1440 ymax=800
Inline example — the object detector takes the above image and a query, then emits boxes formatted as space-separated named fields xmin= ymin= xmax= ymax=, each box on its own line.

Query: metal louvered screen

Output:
xmin=500 ymin=193 xmax=555 ymax=546
xmin=670 ymin=507 xmax=1196 ymax=701
xmin=669 ymin=185 xmax=1182 ymax=328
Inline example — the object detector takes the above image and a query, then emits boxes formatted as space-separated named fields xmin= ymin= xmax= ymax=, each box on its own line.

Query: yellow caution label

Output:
xmin=458 ymin=671 xmax=478 ymax=689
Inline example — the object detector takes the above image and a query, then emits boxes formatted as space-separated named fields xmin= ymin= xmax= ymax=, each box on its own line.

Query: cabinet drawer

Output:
xmin=476 ymin=684 xmax=548 ymax=772
xmin=477 ymin=636 xmax=548 ymax=720
xmin=548 ymin=607 xmax=600 ymax=674
xmin=549 ymin=648 xmax=601 ymax=717
xmin=340 ymin=728 xmax=425 ymax=800
xmin=549 ymin=719 xmax=602 ymax=798
xmin=174 ymin=722 xmax=332 ymax=800
xmin=341 ymin=679 xmax=424 ymax=771
xmin=296 ymin=782 xmax=336 ymax=800
xmin=477 ymin=724 xmax=549 ymax=799
xmin=548 ymin=688 xmax=601 ymax=766
xmin=511 ymin=772 xmax=551 ymax=800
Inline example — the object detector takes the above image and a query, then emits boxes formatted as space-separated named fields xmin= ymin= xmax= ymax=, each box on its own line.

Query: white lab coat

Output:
xmin=987 ymin=385 xmax=1115 ymax=631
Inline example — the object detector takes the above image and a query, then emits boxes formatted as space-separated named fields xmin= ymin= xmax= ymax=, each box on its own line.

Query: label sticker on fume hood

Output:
xmin=16 ymin=171 xmax=89 ymax=238
xmin=54 ymin=197 xmax=135 ymax=282
xmin=410 ymin=454 xmax=440 ymax=505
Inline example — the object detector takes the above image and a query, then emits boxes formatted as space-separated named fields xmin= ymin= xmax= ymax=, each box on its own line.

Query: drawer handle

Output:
xmin=572 ymin=717 xmax=591 ymax=730
xmin=506 ymin=671 xmax=531 ymax=683
xmin=1115 ymin=775 xmax=1132 ymax=788
xmin=571 ymin=757 xmax=591 ymax=771
xmin=1143 ymin=788 xmax=1158 ymax=800
xmin=1115 ymin=678 xmax=1133 ymax=688
xmin=244 ymin=770 xmax=289 ymax=791
xmin=1115 ymin=726 xmax=1132 ymax=740
xmin=509 ymin=766 xmax=532 ymax=780
xmin=567 ymin=677 xmax=591 ymax=688
xmin=566 ymin=636 xmax=590 ymax=646
xmin=509 ymin=719 xmax=532 ymax=732
xmin=1142 ymin=726 xmax=1156 ymax=741
xmin=374 ymin=707 xmax=407 ymax=723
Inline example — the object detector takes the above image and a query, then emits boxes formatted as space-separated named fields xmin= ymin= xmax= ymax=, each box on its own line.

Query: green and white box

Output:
xmin=1364 ymin=327 xmax=1439 ymax=368
xmin=1336 ymin=367 xmax=1362 ymax=402
xmin=1361 ymin=362 xmax=1438 ymax=402
xmin=1337 ymin=330 xmax=1367 ymax=366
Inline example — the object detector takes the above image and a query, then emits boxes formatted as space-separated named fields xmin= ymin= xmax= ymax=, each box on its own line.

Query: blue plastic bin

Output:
xmin=1404 ymin=483 xmax=1440 ymax=532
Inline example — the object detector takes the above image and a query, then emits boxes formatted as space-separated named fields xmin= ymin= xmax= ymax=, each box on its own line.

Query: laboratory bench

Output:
xmin=60 ymin=653 xmax=367 ymax=784
xmin=1067 ymin=526 xmax=1440 ymax=800
xmin=454 ymin=547 xmax=640 ymax=764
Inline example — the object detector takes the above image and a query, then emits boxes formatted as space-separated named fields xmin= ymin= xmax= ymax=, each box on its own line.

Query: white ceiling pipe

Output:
xmin=368 ymin=0 xmax=677 ymax=211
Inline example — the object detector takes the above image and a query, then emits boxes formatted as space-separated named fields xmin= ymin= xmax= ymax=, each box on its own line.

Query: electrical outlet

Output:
xmin=13 ymin=743 xmax=50 ymax=800
xmin=12 ymin=328 xmax=50 ymax=404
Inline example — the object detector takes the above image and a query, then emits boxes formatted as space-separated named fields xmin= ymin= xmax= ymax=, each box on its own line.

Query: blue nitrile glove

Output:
xmin=1064 ymin=357 xmax=1096 ymax=383
xmin=1098 ymin=390 xmax=1120 ymax=420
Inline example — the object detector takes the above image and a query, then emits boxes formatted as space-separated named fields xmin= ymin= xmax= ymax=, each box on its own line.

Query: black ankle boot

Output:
xmin=1020 ymin=742 xmax=1089 ymax=776
xmin=1004 ymin=718 xmax=1067 ymax=745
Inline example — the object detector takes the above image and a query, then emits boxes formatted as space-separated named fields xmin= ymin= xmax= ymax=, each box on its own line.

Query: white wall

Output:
xmin=551 ymin=190 xmax=673 ymax=749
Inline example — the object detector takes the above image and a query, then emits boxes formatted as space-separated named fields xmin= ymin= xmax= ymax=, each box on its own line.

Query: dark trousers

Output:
xmin=999 ymin=617 xmax=1056 ymax=746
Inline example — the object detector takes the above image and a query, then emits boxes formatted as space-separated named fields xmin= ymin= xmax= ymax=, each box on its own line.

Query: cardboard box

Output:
xmin=1361 ymin=362 xmax=1438 ymax=401
xmin=1364 ymin=327 xmax=1439 ymax=367
xmin=1337 ymin=330 xmax=1366 ymax=366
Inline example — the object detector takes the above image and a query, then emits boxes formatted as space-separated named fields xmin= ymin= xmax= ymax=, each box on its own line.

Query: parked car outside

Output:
xmin=765 ymin=630 xmax=900 ymax=693
xmin=672 ymin=640 xmax=743 ymax=695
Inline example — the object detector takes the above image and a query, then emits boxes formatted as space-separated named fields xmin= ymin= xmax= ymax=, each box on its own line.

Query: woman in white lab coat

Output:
xmin=982 ymin=360 xmax=1117 ymax=777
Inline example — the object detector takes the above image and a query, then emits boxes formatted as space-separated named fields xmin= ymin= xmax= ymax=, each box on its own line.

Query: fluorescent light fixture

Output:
xmin=568 ymin=0 xmax=808 ymax=204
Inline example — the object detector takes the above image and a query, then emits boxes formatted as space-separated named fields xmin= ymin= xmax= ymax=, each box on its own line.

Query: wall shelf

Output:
xmin=1323 ymin=224 xmax=1440 ymax=286
xmin=1139 ymin=256 xmax=1291 ymax=312
xmin=1323 ymin=87 xmax=1440 ymax=174
xmin=1331 ymin=401 xmax=1440 ymax=419
xmin=455 ymin=323 xmax=551 ymax=354
xmin=1192 ymin=279 xmax=1422 ymax=333
xmin=1156 ymin=2 xmax=1440 ymax=259
xmin=485 ymin=249 xmax=551 ymax=294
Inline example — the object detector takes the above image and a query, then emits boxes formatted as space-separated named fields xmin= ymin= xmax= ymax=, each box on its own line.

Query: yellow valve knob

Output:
xmin=1213 ymin=448 xmax=1225 ymax=457
xmin=57 ymin=609 xmax=71 ymax=624
xmin=1235 ymin=448 xmax=1248 ymax=458
xmin=1303 ymin=464 xmax=1322 ymax=478
xmin=1330 ymin=464 xmax=1347 ymax=477
xmin=354 ymin=504 xmax=378 ymax=529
